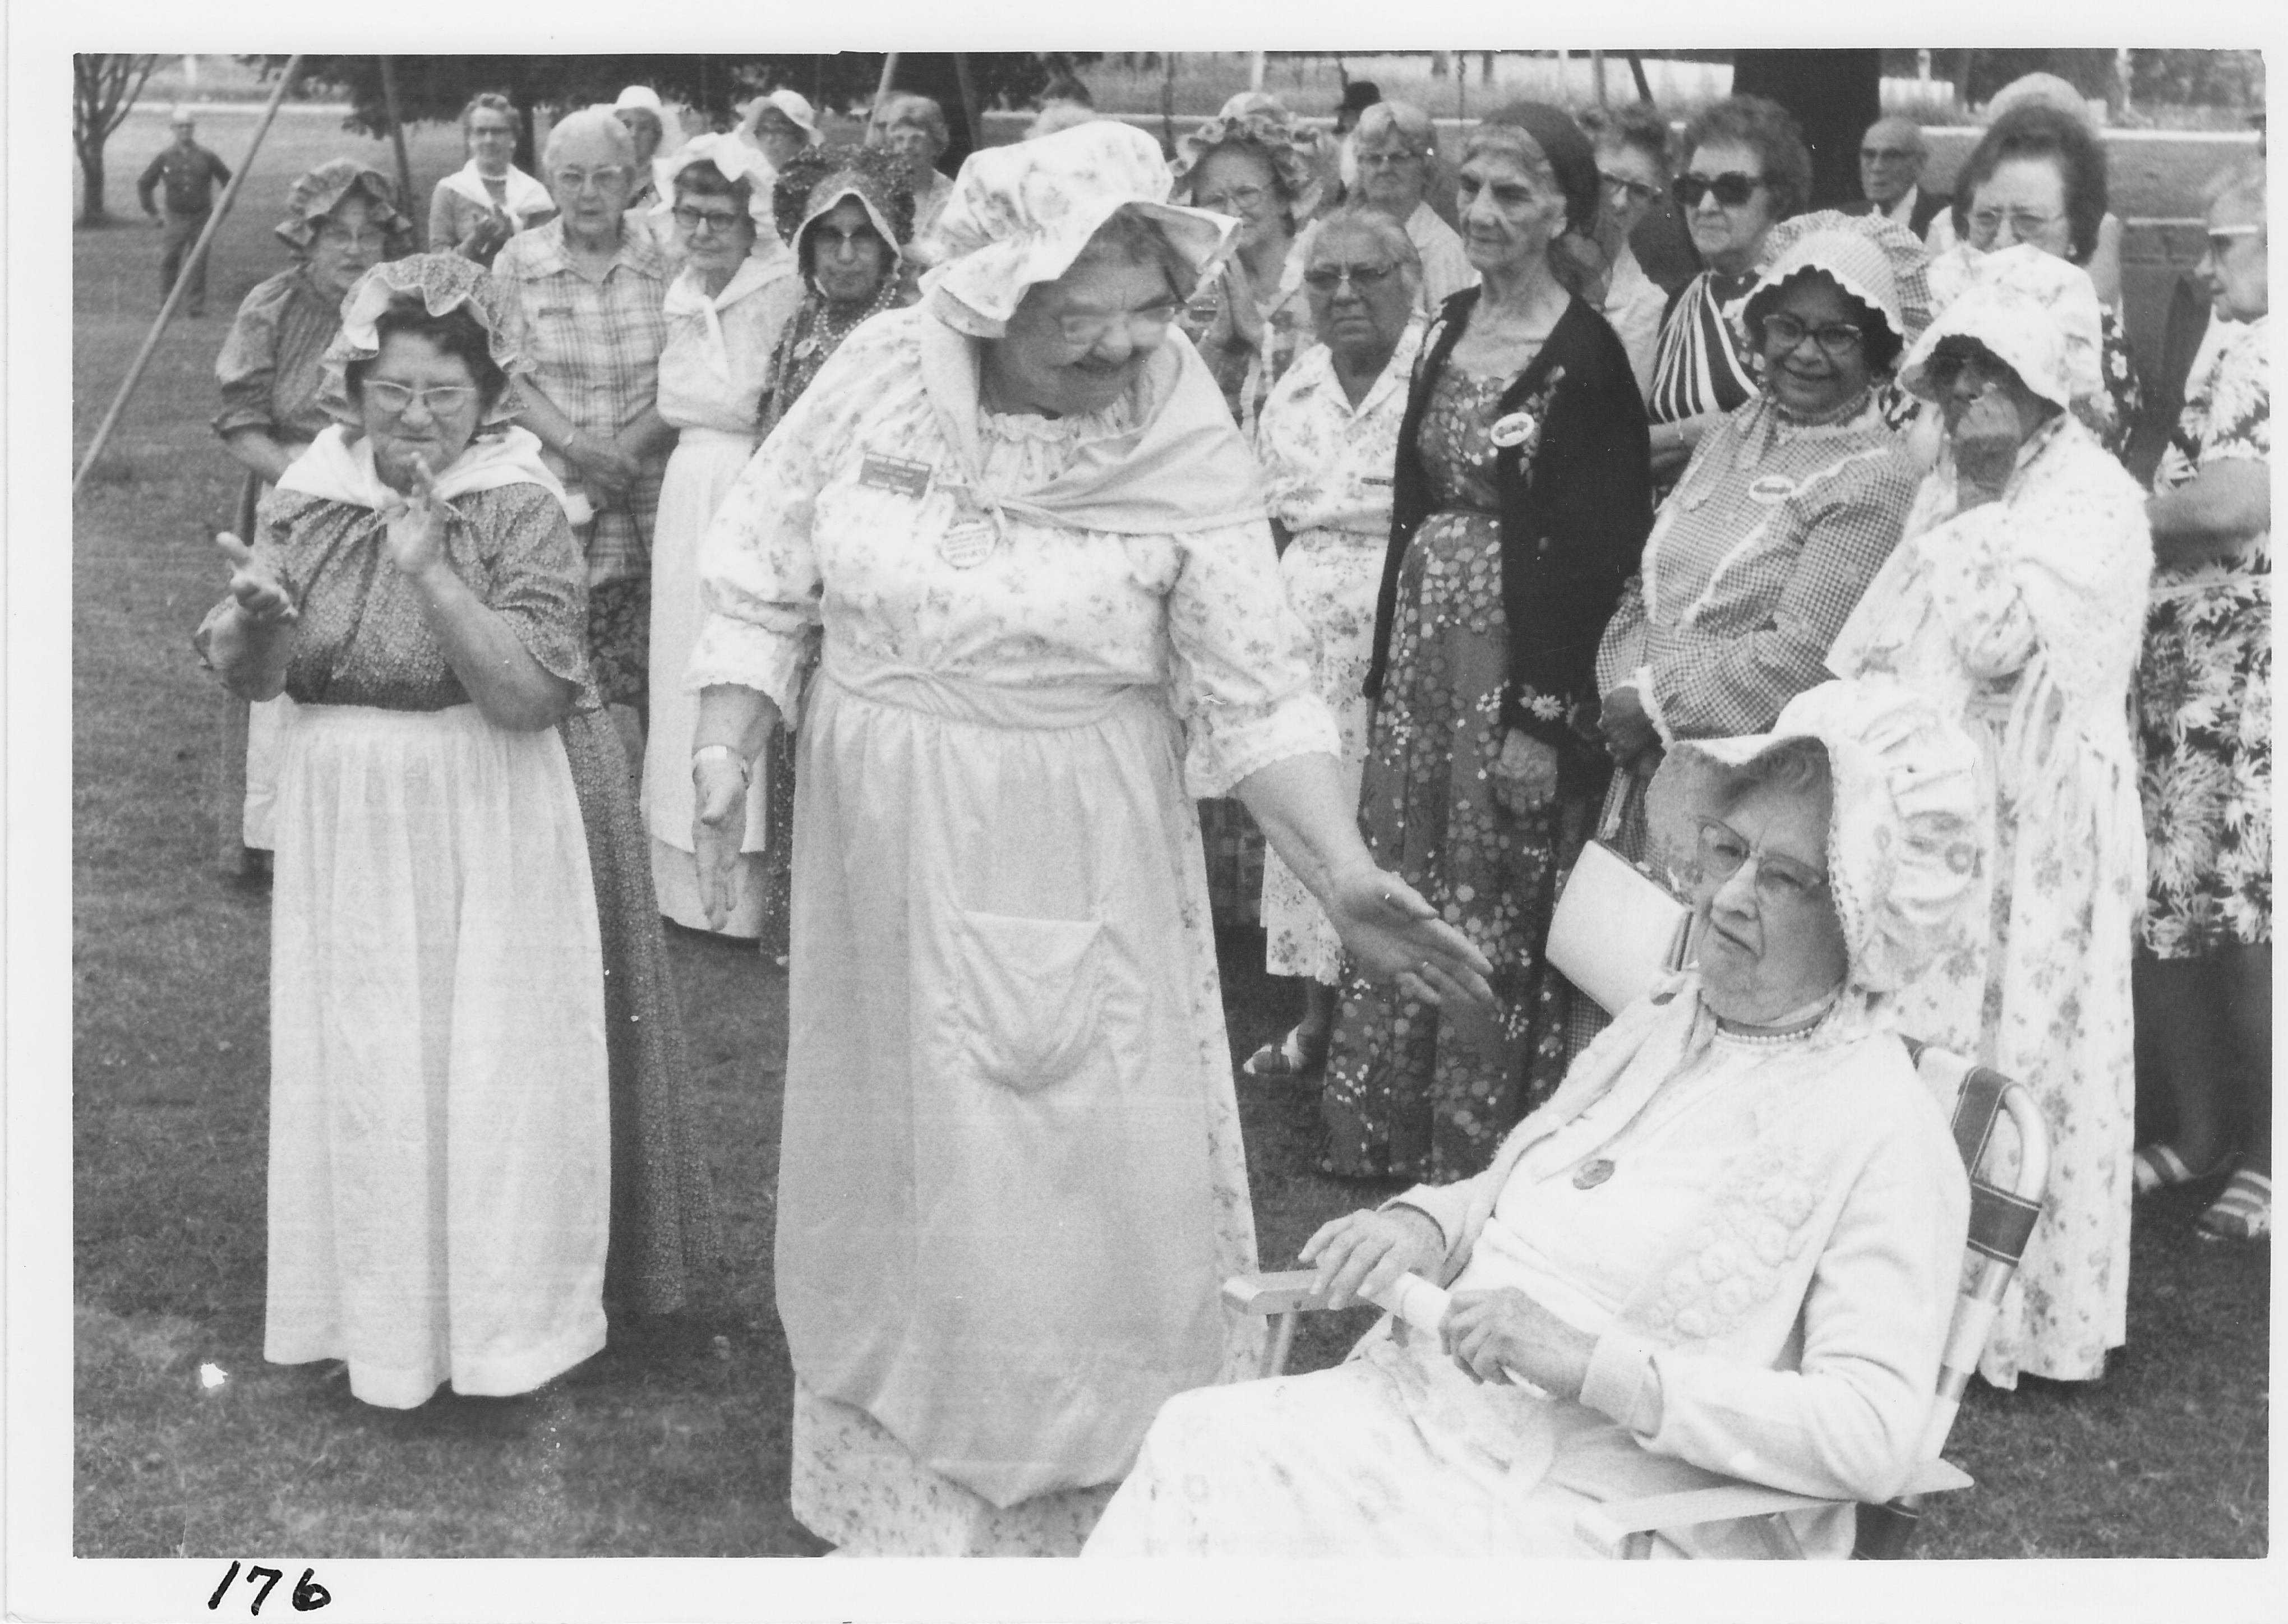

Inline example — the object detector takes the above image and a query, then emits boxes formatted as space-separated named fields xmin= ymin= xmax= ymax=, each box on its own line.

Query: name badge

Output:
xmin=1748 ymin=474 xmax=1798 ymax=504
xmin=859 ymin=451 xmax=934 ymax=500
xmin=940 ymin=521 xmax=998 ymax=569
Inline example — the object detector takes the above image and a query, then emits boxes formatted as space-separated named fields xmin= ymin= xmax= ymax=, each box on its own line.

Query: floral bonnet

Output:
xmin=1898 ymin=242 xmax=2104 ymax=412
xmin=925 ymin=120 xmax=1235 ymax=339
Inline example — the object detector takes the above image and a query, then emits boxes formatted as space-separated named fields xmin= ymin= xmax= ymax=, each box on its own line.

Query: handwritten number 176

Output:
xmin=207 ymin=1562 xmax=330 ymax=1614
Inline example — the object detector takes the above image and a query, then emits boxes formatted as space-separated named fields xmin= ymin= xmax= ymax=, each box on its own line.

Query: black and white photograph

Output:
xmin=14 ymin=10 xmax=2277 ymax=1620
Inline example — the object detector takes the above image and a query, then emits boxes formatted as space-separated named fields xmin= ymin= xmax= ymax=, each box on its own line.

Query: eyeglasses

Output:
xmin=362 ymin=380 xmax=479 ymax=417
xmin=672 ymin=204 xmax=747 ymax=235
xmin=1696 ymin=819 xmax=1829 ymax=907
xmin=1671 ymin=172 xmax=1765 ymax=209
xmin=1966 ymin=206 xmax=2061 ymax=246
xmin=314 ymin=227 xmax=388 ymax=252
xmin=2204 ymin=224 xmax=2264 ymax=254
xmin=1918 ymin=345 xmax=2012 ymax=395
xmin=554 ymin=166 xmax=631 ymax=196
xmin=1860 ymin=146 xmax=1921 ymax=163
xmin=1302 ymin=261 xmax=1399 ymax=294
xmin=1355 ymin=149 xmax=1425 ymax=170
xmin=1761 ymin=311 xmax=1866 ymax=358
xmin=1197 ymin=183 xmax=1270 ymax=213
xmin=1051 ymin=302 xmax=1182 ymax=348
xmin=1600 ymin=170 xmax=1659 ymax=207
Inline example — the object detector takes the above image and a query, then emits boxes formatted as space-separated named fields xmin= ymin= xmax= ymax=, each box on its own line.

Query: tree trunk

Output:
xmin=77 ymin=140 xmax=107 ymax=224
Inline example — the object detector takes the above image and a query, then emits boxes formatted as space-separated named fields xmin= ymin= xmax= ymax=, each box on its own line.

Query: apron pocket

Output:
xmin=953 ymin=910 xmax=1105 ymax=1094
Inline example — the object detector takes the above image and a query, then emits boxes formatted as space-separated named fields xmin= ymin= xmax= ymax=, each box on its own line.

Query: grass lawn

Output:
xmin=72 ymin=104 xmax=2264 ymax=1562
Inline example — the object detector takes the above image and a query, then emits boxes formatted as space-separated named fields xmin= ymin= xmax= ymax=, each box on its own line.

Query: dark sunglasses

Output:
xmin=1671 ymin=172 xmax=1765 ymax=209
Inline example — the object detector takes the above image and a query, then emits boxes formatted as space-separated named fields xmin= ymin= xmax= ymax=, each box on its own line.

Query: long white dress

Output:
xmin=688 ymin=307 xmax=1338 ymax=1552
xmin=1250 ymin=326 xmax=1420 ymax=982
xmin=1828 ymin=416 xmax=2152 ymax=1385
xmin=640 ymin=254 xmax=802 ymax=936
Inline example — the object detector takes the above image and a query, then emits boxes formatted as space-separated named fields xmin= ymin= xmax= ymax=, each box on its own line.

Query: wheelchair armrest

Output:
xmin=1572 ymin=1459 xmax=1974 ymax=1557
xmin=1222 ymin=1270 xmax=1336 ymax=1317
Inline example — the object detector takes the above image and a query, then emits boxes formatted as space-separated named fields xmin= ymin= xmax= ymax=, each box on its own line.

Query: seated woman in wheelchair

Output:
xmin=1087 ymin=679 xmax=1985 ymax=1558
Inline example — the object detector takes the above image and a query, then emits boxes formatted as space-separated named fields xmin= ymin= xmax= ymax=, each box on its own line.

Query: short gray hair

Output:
xmin=1307 ymin=204 xmax=1423 ymax=296
xmin=542 ymin=105 xmax=636 ymax=174
xmin=1354 ymin=99 xmax=1437 ymax=160
xmin=874 ymin=93 xmax=949 ymax=155
xmin=2204 ymin=155 xmax=2267 ymax=223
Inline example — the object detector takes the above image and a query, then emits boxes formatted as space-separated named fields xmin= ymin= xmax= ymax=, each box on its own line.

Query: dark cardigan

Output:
xmin=1363 ymin=288 xmax=1654 ymax=788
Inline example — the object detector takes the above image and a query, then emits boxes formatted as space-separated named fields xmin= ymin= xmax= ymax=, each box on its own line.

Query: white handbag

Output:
xmin=1546 ymin=777 xmax=1695 ymax=1016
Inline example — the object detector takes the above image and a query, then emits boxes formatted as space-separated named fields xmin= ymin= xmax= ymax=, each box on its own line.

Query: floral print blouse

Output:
xmin=688 ymin=308 xmax=1336 ymax=794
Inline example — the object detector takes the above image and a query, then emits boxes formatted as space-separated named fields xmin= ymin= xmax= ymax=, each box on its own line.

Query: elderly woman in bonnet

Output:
xmin=638 ymin=137 xmax=804 ymax=939
xmin=1927 ymin=105 xmax=2141 ymax=465
xmin=1089 ymin=679 xmax=1985 ymax=1558
xmin=196 ymin=255 xmax=613 ymax=1404
xmin=1243 ymin=205 xmax=1428 ymax=1078
xmin=685 ymin=119 xmax=1491 ymax=1554
xmin=208 ymin=158 xmax=414 ymax=880
xmin=427 ymin=93 xmax=555 ymax=266
xmin=739 ymin=143 xmax=917 ymax=958
xmin=1830 ymin=245 xmax=2151 ymax=1386
xmin=1594 ymin=215 xmax=1926 ymax=869
xmin=1320 ymin=101 xmax=1652 ymax=1182
xmin=1645 ymin=95 xmax=1812 ymax=485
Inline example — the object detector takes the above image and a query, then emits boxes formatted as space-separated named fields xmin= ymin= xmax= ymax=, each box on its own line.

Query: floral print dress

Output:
xmin=1828 ymin=415 xmax=2152 ymax=1385
xmin=1320 ymin=367 xmax=1578 ymax=1181
xmin=2138 ymin=315 xmax=2271 ymax=957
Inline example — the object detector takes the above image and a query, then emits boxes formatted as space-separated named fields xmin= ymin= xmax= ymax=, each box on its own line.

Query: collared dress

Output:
xmin=688 ymin=306 xmax=1335 ymax=1553
xmin=209 ymin=266 xmax=348 ymax=869
xmin=1830 ymin=414 xmax=2152 ymax=1386
xmin=493 ymin=219 xmax=674 ymax=710
xmin=1088 ymin=981 xmax=1966 ymax=1559
xmin=639 ymin=253 xmax=803 ymax=937
xmin=2138 ymin=314 xmax=2271 ymax=957
xmin=1251 ymin=324 xmax=1422 ymax=981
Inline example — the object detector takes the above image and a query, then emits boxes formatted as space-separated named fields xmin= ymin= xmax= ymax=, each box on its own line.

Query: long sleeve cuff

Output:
xmin=1183 ymin=691 xmax=1343 ymax=799
xmin=1580 ymin=1327 xmax=1666 ymax=1435
xmin=682 ymin=612 xmax=811 ymax=718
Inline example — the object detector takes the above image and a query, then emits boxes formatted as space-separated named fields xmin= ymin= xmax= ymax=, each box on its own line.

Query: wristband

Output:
xmin=691 ymin=743 xmax=750 ymax=788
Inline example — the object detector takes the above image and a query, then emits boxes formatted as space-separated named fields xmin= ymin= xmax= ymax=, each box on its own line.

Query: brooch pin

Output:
xmin=792 ymin=336 xmax=822 ymax=361
xmin=1488 ymin=410 xmax=1538 ymax=449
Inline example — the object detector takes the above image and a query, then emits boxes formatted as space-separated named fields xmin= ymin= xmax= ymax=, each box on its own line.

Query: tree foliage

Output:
xmin=73 ymin=53 xmax=163 ymax=223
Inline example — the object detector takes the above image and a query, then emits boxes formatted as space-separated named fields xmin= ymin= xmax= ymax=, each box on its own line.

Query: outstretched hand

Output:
xmin=213 ymin=530 xmax=297 ymax=625
xmin=1323 ymin=865 xmax=1496 ymax=1013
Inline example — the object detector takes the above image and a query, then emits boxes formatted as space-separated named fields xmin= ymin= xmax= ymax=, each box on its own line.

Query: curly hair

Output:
xmin=772 ymin=145 xmax=915 ymax=262
xmin=344 ymin=298 xmax=509 ymax=413
xmin=1171 ymin=100 xmax=1324 ymax=228
xmin=1680 ymin=95 xmax=1811 ymax=222
xmin=459 ymin=92 xmax=517 ymax=142
xmin=1954 ymin=105 xmax=2109 ymax=266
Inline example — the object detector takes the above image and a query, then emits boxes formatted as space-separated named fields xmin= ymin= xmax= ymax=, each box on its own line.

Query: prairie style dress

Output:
xmin=688 ymin=308 xmax=1335 ymax=1553
xmin=2138 ymin=315 xmax=2271 ymax=957
xmin=639 ymin=254 xmax=802 ymax=936
xmin=199 ymin=436 xmax=612 ymax=1408
xmin=1830 ymin=415 xmax=2152 ymax=1385
xmin=1251 ymin=324 xmax=1422 ymax=982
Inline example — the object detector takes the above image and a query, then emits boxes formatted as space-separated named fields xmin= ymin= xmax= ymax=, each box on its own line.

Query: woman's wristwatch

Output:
xmin=691 ymin=743 xmax=751 ymax=789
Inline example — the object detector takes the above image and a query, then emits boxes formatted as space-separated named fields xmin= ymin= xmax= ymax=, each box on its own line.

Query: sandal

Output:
xmin=2194 ymin=1169 xmax=2272 ymax=1242
xmin=2132 ymin=1143 xmax=2233 ymax=1196
xmin=1242 ymin=1027 xmax=1328 ymax=1079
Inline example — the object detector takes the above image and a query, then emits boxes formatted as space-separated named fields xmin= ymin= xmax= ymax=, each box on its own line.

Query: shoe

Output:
xmin=2131 ymin=1142 xmax=2232 ymax=1196
xmin=1242 ymin=1027 xmax=1327 ymax=1079
xmin=2194 ymin=1169 xmax=2271 ymax=1242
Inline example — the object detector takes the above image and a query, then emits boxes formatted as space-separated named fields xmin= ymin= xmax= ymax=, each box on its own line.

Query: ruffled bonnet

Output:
xmin=1169 ymin=93 xmax=1327 ymax=223
xmin=772 ymin=144 xmax=915 ymax=260
xmin=1743 ymin=208 xmax=1933 ymax=354
xmin=316 ymin=253 xmax=531 ymax=427
xmin=1897 ymin=242 xmax=2105 ymax=412
xmin=274 ymin=158 xmax=412 ymax=253
xmin=924 ymin=121 xmax=1235 ymax=340
xmin=1646 ymin=679 xmax=1985 ymax=999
